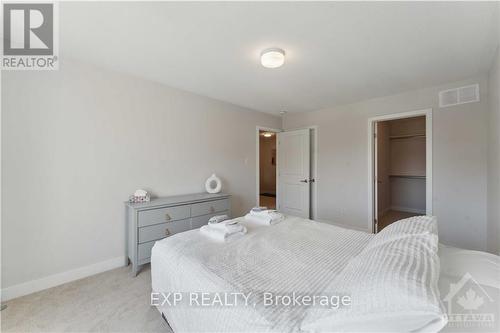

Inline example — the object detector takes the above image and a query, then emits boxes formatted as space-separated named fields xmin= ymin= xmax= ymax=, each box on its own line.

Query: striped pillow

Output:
xmin=364 ymin=215 xmax=438 ymax=251
xmin=301 ymin=216 xmax=447 ymax=332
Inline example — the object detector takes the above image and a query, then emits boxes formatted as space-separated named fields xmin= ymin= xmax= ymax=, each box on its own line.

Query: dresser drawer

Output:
xmin=138 ymin=205 xmax=190 ymax=227
xmin=191 ymin=210 xmax=230 ymax=229
xmin=138 ymin=240 xmax=156 ymax=261
xmin=138 ymin=218 xmax=190 ymax=243
xmin=191 ymin=199 xmax=229 ymax=217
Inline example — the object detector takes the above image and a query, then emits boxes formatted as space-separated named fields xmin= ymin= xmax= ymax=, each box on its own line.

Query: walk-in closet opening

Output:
xmin=374 ymin=115 xmax=428 ymax=232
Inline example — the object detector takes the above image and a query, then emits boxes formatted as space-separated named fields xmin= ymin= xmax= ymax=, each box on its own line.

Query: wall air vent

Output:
xmin=439 ymin=84 xmax=479 ymax=108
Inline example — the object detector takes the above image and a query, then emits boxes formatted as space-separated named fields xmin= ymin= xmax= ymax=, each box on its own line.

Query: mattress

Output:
xmin=151 ymin=216 xmax=373 ymax=332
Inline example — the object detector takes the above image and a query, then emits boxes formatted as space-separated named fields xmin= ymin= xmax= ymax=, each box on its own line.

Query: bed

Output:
xmin=151 ymin=215 xmax=499 ymax=332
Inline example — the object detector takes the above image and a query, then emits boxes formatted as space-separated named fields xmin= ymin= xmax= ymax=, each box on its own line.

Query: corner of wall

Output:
xmin=486 ymin=43 xmax=500 ymax=255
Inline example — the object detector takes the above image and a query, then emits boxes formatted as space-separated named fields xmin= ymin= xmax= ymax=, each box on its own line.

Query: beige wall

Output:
xmin=390 ymin=178 xmax=426 ymax=213
xmin=488 ymin=45 xmax=500 ymax=254
xmin=284 ymin=76 xmax=489 ymax=251
xmin=259 ymin=134 xmax=276 ymax=194
xmin=1 ymin=59 xmax=281 ymax=289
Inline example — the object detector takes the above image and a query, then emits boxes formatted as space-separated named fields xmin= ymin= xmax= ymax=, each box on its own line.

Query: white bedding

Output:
xmin=302 ymin=216 xmax=446 ymax=332
xmin=151 ymin=216 xmax=373 ymax=332
xmin=438 ymin=244 xmax=500 ymax=333
xmin=151 ymin=216 xmax=499 ymax=333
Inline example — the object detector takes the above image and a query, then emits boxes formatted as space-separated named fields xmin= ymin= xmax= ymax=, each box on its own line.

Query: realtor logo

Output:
xmin=2 ymin=2 xmax=58 ymax=69
xmin=443 ymin=272 xmax=498 ymax=331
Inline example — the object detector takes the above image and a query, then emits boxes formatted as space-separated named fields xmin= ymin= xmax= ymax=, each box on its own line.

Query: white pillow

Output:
xmin=439 ymin=243 xmax=500 ymax=289
xmin=301 ymin=216 xmax=447 ymax=332
xmin=364 ymin=215 xmax=438 ymax=251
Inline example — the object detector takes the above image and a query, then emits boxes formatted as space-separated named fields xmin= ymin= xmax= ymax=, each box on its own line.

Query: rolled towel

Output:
xmin=208 ymin=214 xmax=229 ymax=225
xmin=200 ymin=224 xmax=247 ymax=242
xmin=244 ymin=212 xmax=284 ymax=225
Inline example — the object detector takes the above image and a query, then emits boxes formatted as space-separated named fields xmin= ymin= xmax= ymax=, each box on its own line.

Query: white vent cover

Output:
xmin=439 ymin=84 xmax=479 ymax=108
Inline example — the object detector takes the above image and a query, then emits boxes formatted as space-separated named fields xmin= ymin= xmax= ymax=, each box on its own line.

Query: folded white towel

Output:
xmin=250 ymin=206 xmax=268 ymax=213
xmin=250 ymin=209 xmax=278 ymax=217
xmin=200 ymin=224 xmax=247 ymax=242
xmin=208 ymin=214 xmax=229 ymax=225
xmin=244 ymin=212 xmax=284 ymax=225
xmin=208 ymin=219 xmax=242 ymax=233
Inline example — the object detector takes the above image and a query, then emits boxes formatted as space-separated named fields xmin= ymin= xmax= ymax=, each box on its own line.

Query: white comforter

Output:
xmin=151 ymin=215 xmax=500 ymax=332
xmin=151 ymin=216 xmax=373 ymax=332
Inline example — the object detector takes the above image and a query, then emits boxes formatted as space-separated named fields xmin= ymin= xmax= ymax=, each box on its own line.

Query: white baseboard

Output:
xmin=1 ymin=256 xmax=126 ymax=302
xmin=390 ymin=206 xmax=426 ymax=215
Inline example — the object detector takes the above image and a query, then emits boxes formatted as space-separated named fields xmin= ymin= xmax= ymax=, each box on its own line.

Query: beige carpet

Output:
xmin=1 ymin=265 xmax=171 ymax=332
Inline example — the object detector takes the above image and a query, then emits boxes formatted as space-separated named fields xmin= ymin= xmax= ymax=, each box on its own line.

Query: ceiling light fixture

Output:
xmin=261 ymin=48 xmax=285 ymax=68
xmin=263 ymin=132 xmax=273 ymax=137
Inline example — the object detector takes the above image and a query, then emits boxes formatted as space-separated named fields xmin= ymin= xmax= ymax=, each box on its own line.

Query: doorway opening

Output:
xmin=258 ymin=130 xmax=278 ymax=209
xmin=369 ymin=110 xmax=433 ymax=233
xmin=256 ymin=126 xmax=318 ymax=219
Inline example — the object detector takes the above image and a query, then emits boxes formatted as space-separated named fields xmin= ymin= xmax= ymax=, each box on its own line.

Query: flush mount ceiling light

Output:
xmin=260 ymin=48 xmax=285 ymax=68
xmin=263 ymin=132 xmax=273 ymax=137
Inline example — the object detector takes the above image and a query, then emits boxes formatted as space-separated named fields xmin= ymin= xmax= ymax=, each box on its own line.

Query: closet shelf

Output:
xmin=389 ymin=133 xmax=426 ymax=140
xmin=389 ymin=174 xmax=426 ymax=179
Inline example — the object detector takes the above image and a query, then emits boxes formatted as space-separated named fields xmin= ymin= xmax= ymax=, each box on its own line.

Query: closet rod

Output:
xmin=389 ymin=175 xmax=426 ymax=179
xmin=389 ymin=133 xmax=426 ymax=140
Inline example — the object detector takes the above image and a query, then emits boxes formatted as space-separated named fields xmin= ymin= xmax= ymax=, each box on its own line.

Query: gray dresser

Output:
xmin=125 ymin=193 xmax=231 ymax=275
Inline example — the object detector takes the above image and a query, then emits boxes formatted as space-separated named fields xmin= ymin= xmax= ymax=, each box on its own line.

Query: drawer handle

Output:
xmin=165 ymin=213 xmax=171 ymax=221
xmin=165 ymin=228 xmax=171 ymax=237
xmin=209 ymin=206 xmax=215 ymax=213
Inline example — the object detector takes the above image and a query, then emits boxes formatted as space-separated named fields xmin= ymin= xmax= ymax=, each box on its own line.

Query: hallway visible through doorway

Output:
xmin=259 ymin=130 xmax=277 ymax=209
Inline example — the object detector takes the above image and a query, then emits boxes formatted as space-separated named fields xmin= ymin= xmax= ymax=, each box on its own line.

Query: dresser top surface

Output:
xmin=125 ymin=192 xmax=230 ymax=209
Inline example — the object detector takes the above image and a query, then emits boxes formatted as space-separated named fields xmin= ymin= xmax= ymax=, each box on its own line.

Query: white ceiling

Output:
xmin=61 ymin=2 xmax=499 ymax=114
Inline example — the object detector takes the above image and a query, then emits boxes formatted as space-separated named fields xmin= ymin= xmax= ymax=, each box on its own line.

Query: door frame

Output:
xmin=256 ymin=126 xmax=281 ymax=208
xmin=367 ymin=109 xmax=433 ymax=233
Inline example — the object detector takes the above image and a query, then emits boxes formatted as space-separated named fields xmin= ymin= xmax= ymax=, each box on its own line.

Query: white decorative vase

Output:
xmin=205 ymin=174 xmax=222 ymax=194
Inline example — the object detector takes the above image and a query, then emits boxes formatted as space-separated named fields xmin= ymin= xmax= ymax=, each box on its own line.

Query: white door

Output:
xmin=277 ymin=129 xmax=311 ymax=218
